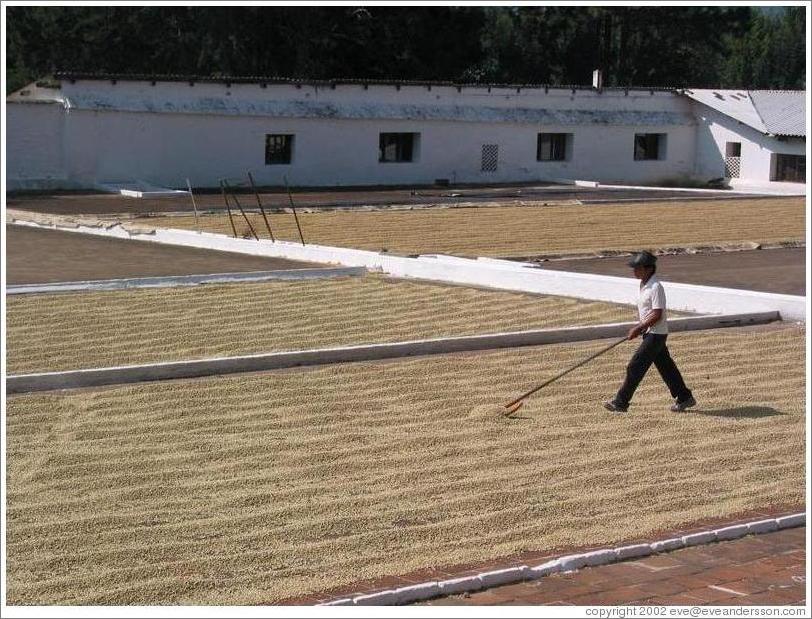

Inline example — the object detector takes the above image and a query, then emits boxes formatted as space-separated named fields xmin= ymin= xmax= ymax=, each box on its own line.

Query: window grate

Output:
xmin=481 ymin=144 xmax=499 ymax=172
xmin=724 ymin=156 xmax=741 ymax=178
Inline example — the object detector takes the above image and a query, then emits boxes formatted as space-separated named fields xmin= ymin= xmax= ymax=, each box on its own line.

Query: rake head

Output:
xmin=502 ymin=401 xmax=524 ymax=418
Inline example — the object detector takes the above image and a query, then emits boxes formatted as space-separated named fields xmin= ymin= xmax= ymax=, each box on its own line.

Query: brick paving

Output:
xmin=280 ymin=506 xmax=805 ymax=606
xmin=423 ymin=527 xmax=806 ymax=606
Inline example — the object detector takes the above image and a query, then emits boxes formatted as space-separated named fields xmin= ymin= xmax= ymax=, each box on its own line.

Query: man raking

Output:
xmin=604 ymin=251 xmax=696 ymax=414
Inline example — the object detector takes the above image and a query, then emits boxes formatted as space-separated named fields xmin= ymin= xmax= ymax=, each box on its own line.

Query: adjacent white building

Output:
xmin=685 ymin=88 xmax=806 ymax=188
xmin=5 ymin=73 xmax=806 ymax=191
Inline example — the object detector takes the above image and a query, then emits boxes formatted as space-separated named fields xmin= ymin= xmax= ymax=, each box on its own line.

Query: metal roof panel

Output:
xmin=684 ymin=88 xmax=805 ymax=137
xmin=748 ymin=90 xmax=805 ymax=137
xmin=682 ymin=89 xmax=767 ymax=133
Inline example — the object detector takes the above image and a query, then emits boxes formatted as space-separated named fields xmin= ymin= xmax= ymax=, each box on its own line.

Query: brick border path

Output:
xmin=424 ymin=526 xmax=806 ymax=606
xmin=278 ymin=505 xmax=804 ymax=605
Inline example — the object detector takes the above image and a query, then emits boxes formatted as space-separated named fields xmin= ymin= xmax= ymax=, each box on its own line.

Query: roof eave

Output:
xmin=53 ymin=71 xmax=682 ymax=94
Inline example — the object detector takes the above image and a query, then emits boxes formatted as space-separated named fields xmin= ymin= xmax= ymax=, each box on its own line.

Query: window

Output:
xmin=634 ymin=133 xmax=666 ymax=161
xmin=379 ymin=133 xmax=418 ymax=162
xmin=772 ymin=154 xmax=805 ymax=183
xmin=537 ymin=133 xmax=570 ymax=161
xmin=265 ymin=134 xmax=293 ymax=164
xmin=724 ymin=142 xmax=742 ymax=178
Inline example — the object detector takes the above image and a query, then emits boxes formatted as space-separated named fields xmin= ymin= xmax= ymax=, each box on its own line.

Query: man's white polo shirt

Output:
xmin=639 ymin=275 xmax=668 ymax=334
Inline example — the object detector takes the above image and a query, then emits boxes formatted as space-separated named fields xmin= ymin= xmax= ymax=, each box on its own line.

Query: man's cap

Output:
xmin=628 ymin=251 xmax=657 ymax=268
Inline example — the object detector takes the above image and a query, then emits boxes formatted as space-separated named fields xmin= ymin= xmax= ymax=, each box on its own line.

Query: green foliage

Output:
xmin=721 ymin=7 xmax=806 ymax=89
xmin=5 ymin=6 xmax=806 ymax=94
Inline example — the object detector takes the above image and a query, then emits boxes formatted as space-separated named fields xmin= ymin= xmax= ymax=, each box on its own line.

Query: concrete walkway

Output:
xmin=424 ymin=527 xmax=806 ymax=606
xmin=537 ymin=247 xmax=807 ymax=296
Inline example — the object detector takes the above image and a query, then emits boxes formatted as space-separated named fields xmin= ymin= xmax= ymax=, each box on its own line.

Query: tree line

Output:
xmin=6 ymin=6 xmax=806 ymax=94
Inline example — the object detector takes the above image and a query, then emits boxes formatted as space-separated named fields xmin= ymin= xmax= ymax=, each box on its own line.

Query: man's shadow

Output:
xmin=505 ymin=406 xmax=784 ymax=421
xmin=691 ymin=406 xmax=785 ymax=419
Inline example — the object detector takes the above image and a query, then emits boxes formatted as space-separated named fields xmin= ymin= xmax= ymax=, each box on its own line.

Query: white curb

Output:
xmin=559 ymin=554 xmax=589 ymax=572
xmin=650 ymin=538 xmax=684 ymax=553
xmin=9 ymin=214 xmax=806 ymax=322
xmin=352 ymin=590 xmax=399 ymax=605
xmin=317 ymin=511 xmax=805 ymax=606
xmin=477 ymin=566 xmax=529 ymax=588
xmin=5 ymin=311 xmax=779 ymax=394
xmin=777 ymin=514 xmax=805 ymax=529
xmin=528 ymin=559 xmax=562 ymax=579
xmin=614 ymin=544 xmax=653 ymax=560
xmin=391 ymin=582 xmax=441 ymax=603
xmin=747 ymin=519 xmax=780 ymax=535
xmin=582 ymin=549 xmax=618 ymax=567
xmin=437 ymin=575 xmax=483 ymax=596
xmin=682 ymin=531 xmax=717 ymax=547
xmin=321 ymin=598 xmax=354 ymax=606
xmin=715 ymin=524 xmax=749 ymax=541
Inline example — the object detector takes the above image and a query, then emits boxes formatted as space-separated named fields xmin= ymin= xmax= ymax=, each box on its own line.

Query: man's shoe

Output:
xmin=604 ymin=400 xmax=628 ymax=413
xmin=670 ymin=396 xmax=697 ymax=412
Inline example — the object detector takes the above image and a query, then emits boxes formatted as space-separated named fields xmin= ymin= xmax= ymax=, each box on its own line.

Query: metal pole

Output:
xmin=220 ymin=180 xmax=238 ymax=238
xmin=186 ymin=178 xmax=200 ymax=234
xmin=224 ymin=180 xmax=259 ymax=241
xmin=247 ymin=171 xmax=275 ymax=241
xmin=283 ymin=175 xmax=306 ymax=246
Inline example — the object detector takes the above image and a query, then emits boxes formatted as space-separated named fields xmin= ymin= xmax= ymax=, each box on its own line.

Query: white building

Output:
xmin=5 ymin=73 xmax=806 ymax=191
xmin=685 ymin=88 xmax=806 ymax=188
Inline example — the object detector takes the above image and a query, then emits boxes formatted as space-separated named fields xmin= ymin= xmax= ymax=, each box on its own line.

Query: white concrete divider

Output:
xmin=473 ymin=256 xmax=806 ymax=321
xmin=320 ymin=511 xmax=806 ymax=606
xmin=595 ymin=182 xmax=805 ymax=196
xmin=6 ymin=312 xmax=779 ymax=394
xmin=6 ymin=267 xmax=366 ymax=295
xmin=9 ymin=215 xmax=806 ymax=322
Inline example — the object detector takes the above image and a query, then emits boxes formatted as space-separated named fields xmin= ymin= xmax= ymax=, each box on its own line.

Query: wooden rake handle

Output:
xmin=503 ymin=336 xmax=628 ymax=410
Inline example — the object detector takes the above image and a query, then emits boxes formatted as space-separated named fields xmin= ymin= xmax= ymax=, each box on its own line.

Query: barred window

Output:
xmin=379 ymin=133 xmax=418 ymax=162
xmin=773 ymin=154 xmax=805 ymax=183
xmin=537 ymin=133 xmax=571 ymax=161
xmin=634 ymin=133 xmax=666 ymax=161
xmin=265 ymin=134 xmax=293 ymax=164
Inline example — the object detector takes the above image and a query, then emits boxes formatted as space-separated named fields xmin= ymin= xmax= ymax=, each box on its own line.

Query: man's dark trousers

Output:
xmin=615 ymin=333 xmax=692 ymax=407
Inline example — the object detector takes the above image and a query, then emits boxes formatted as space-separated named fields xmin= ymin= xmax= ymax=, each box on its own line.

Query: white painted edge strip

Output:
xmin=595 ymin=182 xmax=804 ymax=196
xmin=6 ymin=267 xmax=366 ymax=294
xmin=579 ymin=195 xmax=796 ymax=204
xmin=318 ymin=511 xmax=806 ymax=606
xmin=95 ymin=181 xmax=189 ymax=198
xmin=8 ymin=216 xmax=806 ymax=322
xmin=5 ymin=312 xmax=778 ymax=394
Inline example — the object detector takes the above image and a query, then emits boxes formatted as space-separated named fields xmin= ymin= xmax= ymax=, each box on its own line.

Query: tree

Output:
xmin=722 ymin=7 xmax=806 ymax=89
xmin=5 ymin=6 xmax=806 ymax=94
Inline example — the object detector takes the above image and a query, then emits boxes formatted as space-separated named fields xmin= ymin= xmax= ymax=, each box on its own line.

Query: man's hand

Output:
xmin=627 ymin=325 xmax=643 ymax=340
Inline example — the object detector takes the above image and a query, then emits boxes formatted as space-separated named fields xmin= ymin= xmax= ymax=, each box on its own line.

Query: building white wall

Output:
xmin=52 ymin=109 xmax=697 ymax=188
xmin=692 ymin=102 xmax=806 ymax=184
xmin=6 ymin=102 xmax=69 ymax=189
xmin=7 ymin=79 xmax=702 ymax=189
